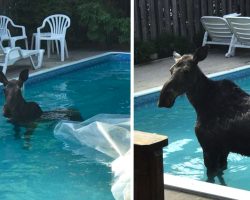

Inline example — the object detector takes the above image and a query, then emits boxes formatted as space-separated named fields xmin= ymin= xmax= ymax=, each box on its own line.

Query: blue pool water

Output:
xmin=135 ymin=75 xmax=250 ymax=191
xmin=0 ymin=56 xmax=130 ymax=200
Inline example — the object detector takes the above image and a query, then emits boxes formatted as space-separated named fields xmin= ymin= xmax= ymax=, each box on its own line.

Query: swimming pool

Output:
xmin=135 ymin=66 xmax=250 ymax=192
xmin=0 ymin=53 xmax=130 ymax=200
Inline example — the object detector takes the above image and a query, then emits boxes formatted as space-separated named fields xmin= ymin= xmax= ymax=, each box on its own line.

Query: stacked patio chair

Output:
xmin=225 ymin=17 xmax=250 ymax=57
xmin=0 ymin=16 xmax=28 ymax=49
xmin=0 ymin=41 xmax=44 ymax=74
xmin=201 ymin=16 xmax=233 ymax=47
xmin=33 ymin=14 xmax=70 ymax=61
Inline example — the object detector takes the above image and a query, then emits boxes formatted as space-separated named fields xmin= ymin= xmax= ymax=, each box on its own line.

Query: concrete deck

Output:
xmin=3 ymin=49 xmax=108 ymax=79
xmin=134 ymin=48 xmax=250 ymax=200
xmin=135 ymin=48 xmax=250 ymax=92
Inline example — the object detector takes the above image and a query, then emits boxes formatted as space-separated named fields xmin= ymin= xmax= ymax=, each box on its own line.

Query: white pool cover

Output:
xmin=54 ymin=114 xmax=131 ymax=200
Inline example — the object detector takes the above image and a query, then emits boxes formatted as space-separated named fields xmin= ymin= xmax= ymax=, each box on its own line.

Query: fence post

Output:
xmin=134 ymin=130 xmax=168 ymax=200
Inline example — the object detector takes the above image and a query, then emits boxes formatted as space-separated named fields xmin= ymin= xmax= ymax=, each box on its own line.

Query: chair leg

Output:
xmin=25 ymin=38 xmax=28 ymax=49
xmin=225 ymin=35 xmax=236 ymax=57
xmin=31 ymin=35 xmax=34 ymax=50
xmin=1 ymin=64 xmax=7 ymax=75
xmin=47 ymin=40 xmax=51 ymax=58
xmin=65 ymin=40 xmax=69 ymax=58
xmin=202 ymin=32 xmax=208 ymax=46
xmin=10 ymin=39 xmax=15 ymax=48
xmin=56 ymin=41 xmax=59 ymax=56
xmin=35 ymin=37 xmax=41 ymax=50
xmin=29 ymin=50 xmax=44 ymax=69
xmin=52 ymin=41 xmax=55 ymax=53
xmin=60 ymin=39 xmax=65 ymax=61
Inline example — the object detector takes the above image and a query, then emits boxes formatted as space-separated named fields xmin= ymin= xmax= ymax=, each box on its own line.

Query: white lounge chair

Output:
xmin=0 ymin=42 xmax=44 ymax=74
xmin=201 ymin=16 xmax=233 ymax=47
xmin=225 ymin=17 xmax=250 ymax=57
xmin=35 ymin=14 xmax=70 ymax=61
xmin=0 ymin=15 xmax=28 ymax=49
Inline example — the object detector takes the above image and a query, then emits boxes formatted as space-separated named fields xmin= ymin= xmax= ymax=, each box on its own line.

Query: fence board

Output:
xmin=207 ymin=0 xmax=214 ymax=15
xmin=194 ymin=0 xmax=201 ymax=34
xmin=221 ymin=0 xmax=227 ymax=15
xmin=201 ymin=0 xmax=208 ymax=16
xmin=156 ymin=0 xmax=165 ymax=35
xmin=187 ymin=0 xmax=194 ymax=39
xmin=135 ymin=0 xmax=249 ymax=41
xmin=246 ymin=1 xmax=250 ymax=16
xmin=163 ymin=0 xmax=172 ymax=33
xmin=138 ymin=0 xmax=149 ymax=40
xmin=240 ymin=0 xmax=245 ymax=15
xmin=179 ymin=0 xmax=187 ymax=37
xmin=228 ymin=0 xmax=233 ymax=13
xmin=148 ymin=0 xmax=158 ymax=39
xmin=135 ymin=0 xmax=141 ymax=40
xmin=171 ymin=0 xmax=179 ymax=35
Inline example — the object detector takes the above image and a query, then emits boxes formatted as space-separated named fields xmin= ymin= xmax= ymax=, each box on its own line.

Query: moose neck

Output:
xmin=186 ymin=66 xmax=214 ymax=115
xmin=7 ymin=92 xmax=27 ymax=113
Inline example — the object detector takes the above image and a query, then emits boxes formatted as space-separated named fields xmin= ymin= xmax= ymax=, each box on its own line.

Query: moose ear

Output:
xmin=193 ymin=46 xmax=209 ymax=64
xmin=0 ymin=71 xmax=8 ymax=86
xmin=19 ymin=69 xmax=29 ymax=82
xmin=18 ymin=69 xmax=29 ymax=86
xmin=173 ymin=51 xmax=181 ymax=62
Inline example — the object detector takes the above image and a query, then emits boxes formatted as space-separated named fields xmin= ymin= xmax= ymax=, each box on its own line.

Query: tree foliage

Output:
xmin=3 ymin=0 xmax=130 ymax=48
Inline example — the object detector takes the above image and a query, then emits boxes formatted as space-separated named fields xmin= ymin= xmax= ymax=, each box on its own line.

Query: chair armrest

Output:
xmin=37 ymin=21 xmax=47 ymax=35
xmin=9 ymin=21 xmax=27 ymax=37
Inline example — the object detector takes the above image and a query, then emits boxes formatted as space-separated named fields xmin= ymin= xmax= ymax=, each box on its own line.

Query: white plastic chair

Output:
xmin=201 ymin=16 xmax=233 ymax=47
xmin=0 ymin=15 xmax=28 ymax=49
xmin=35 ymin=14 xmax=70 ymax=61
xmin=225 ymin=17 xmax=250 ymax=57
xmin=0 ymin=41 xmax=44 ymax=74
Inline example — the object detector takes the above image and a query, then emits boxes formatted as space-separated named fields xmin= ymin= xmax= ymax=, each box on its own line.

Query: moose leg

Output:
xmin=219 ymin=151 xmax=229 ymax=171
xmin=13 ymin=124 xmax=21 ymax=139
xmin=23 ymin=123 xmax=37 ymax=150
xmin=203 ymin=150 xmax=220 ymax=183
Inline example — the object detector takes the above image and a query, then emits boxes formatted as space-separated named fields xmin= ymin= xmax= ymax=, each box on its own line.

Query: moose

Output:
xmin=158 ymin=46 xmax=250 ymax=183
xmin=0 ymin=69 xmax=82 ymax=148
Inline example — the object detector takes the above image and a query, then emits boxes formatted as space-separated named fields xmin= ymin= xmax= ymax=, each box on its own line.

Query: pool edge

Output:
xmin=164 ymin=174 xmax=250 ymax=200
xmin=134 ymin=64 xmax=250 ymax=98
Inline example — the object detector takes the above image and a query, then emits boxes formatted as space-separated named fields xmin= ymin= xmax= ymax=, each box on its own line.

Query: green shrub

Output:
xmin=5 ymin=0 xmax=130 ymax=48
xmin=134 ymin=40 xmax=157 ymax=64
xmin=78 ymin=1 xmax=130 ymax=45
xmin=156 ymin=33 xmax=195 ymax=59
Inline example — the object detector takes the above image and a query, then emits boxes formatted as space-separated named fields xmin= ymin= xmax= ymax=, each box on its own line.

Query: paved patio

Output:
xmin=135 ymin=48 xmax=250 ymax=92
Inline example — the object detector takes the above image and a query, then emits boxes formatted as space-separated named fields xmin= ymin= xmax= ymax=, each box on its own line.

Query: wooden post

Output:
xmin=134 ymin=130 xmax=168 ymax=200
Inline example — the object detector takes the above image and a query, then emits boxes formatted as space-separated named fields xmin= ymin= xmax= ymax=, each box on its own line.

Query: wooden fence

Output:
xmin=135 ymin=0 xmax=250 ymax=41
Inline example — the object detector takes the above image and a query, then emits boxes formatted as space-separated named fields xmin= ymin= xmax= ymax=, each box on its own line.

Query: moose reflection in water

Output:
xmin=158 ymin=46 xmax=250 ymax=184
xmin=0 ymin=69 xmax=83 ymax=148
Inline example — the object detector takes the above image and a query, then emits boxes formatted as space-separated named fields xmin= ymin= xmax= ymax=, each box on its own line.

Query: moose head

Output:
xmin=158 ymin=46 xmax=209 ymax=108
xmin=0 ymin=69 xmax=42 ymax=122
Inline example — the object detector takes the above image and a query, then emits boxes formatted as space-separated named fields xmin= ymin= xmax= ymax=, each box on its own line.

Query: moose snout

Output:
xmin=2 ymin=105 xmax=11 ymax=118
xmin=158 ymin=82 xmax=177 ymax=108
